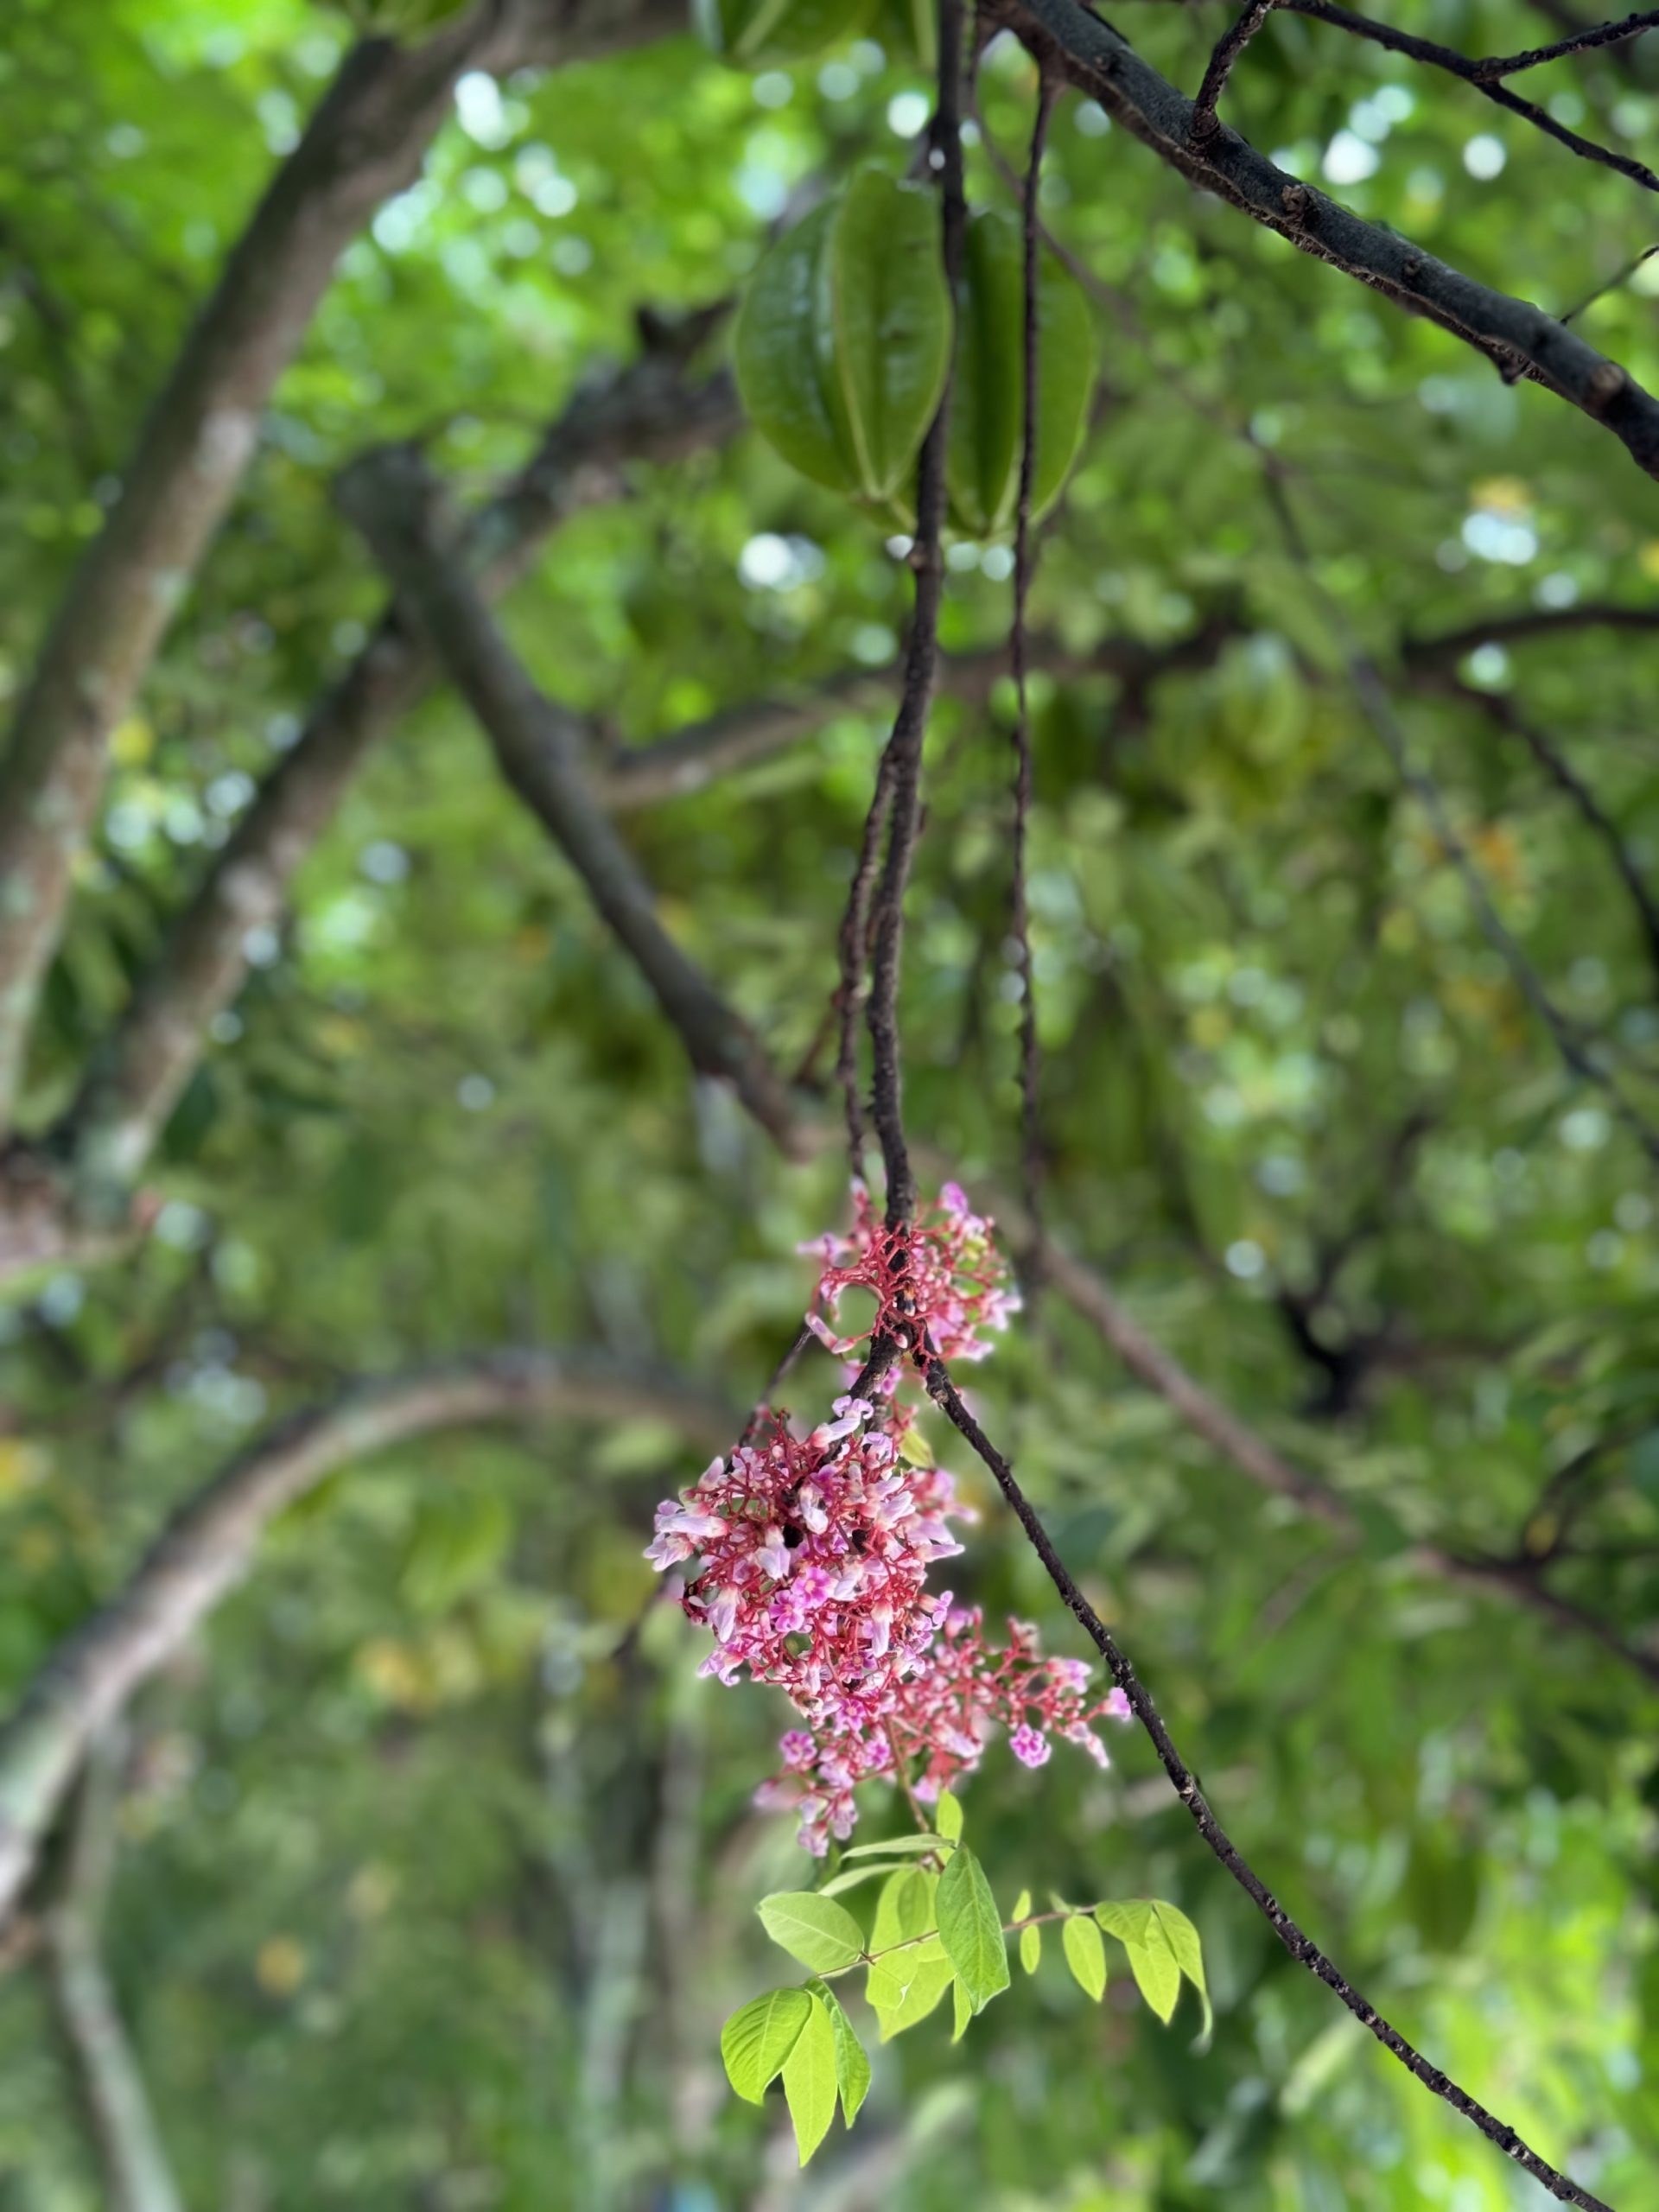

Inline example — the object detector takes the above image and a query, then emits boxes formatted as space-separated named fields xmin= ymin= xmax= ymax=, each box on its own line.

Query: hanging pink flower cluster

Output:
xmin=645 ymin=1395 xmax=966 ymax=1703
xmin=646 ymin=1184 xmax=1130 ymax=1853
xmin=755 ymin=1608 xmax=1133 ymax=1853
xmin=798 ymin=1179 xmax=1020 ymax=1365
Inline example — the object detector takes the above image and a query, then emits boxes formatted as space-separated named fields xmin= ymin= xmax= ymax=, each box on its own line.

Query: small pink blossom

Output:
xmin=1010 ymin=1724 xmax=1052 ymax=1769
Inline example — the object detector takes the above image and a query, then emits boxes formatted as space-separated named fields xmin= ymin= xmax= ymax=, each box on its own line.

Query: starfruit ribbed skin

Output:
xmin=735 ymin=169 xmax=952 ymax=506
xmin=694 ymin=0 xmax=877 ymax=67
xmin=947 ymin=208 xmax=1099 ymax=539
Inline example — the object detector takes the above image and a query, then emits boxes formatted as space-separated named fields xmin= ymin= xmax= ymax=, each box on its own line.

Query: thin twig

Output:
xmin=1192 ymin=0 xmax=1280 ymax=136
xmin=918 ymin=1357 xmax=1613 ymax=2211
xmin=1475 ymin=8 xmax=1659 ymax=73
xmin=1008 ymin=77 xmax=1058 ymax=1262
xmin=864 ymin=0 xmax=969 ymax=1228
xmin=1278 ymin=0 xmax=1659 ymax=194
xmin=1259 ymin=468 xmax=1659 ymax=1171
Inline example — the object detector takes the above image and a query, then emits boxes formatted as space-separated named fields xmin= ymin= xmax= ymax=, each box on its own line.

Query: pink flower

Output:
xmin=805 ymin=1182 xmax=1019 ymax=1366
xmin=1010 ymin=1724 xmax=1052 ymax=1769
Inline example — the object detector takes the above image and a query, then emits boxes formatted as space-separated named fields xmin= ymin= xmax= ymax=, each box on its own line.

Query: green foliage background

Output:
xmin=0 ymin=0 xmax=1656 ymax=2205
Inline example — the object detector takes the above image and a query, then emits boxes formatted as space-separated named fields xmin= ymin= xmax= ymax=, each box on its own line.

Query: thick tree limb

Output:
xmin=42 ymin=1732 xmax=183 ymax=2212
xmin=0 ymin=1351 xmax=730 ymax=1929
xmin=338 ymin=444 xmax=804 ymax=1154
xmin=0 ymin=0 xmax=683 ymax=1131
xmin=60 ymin=343 xmax=741 ymax=1205
xmin=995 ymin=0 xmax=1659 ymax=476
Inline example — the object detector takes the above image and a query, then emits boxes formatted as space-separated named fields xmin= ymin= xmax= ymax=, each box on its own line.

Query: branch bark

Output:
xmin=995 ymin=0 xmax=1659 ymax=475
xmin=0 ymin=1351 xmax=731 ymax=1929
xmin=0 ymin=0 xmax=683 ymax=1131
xmin=60 ymin=340 xmax=740 ymax=1205
xmin=337 ymin=444 xmax=804 ymax=1154
xmin=41 ymin=1731 xmax=183 ymax=2212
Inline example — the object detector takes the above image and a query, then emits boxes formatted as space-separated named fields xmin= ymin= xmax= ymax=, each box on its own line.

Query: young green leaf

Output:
xmin=1020 ymin=1918 xmax=1042 ymax=1975
xmin=1152 ymin=1901 xmax=1213 ymax=2037
xmin=1096 ymin=1899 xmax=1181 ymax=2024
xmin=810 ymin=1981 xmax=872 ymax=2124
xmin=952 ymin=1972 xmax=972 ymax=2043
xmin=721 ymin=1987 xmax=813 ymax=2104
xmin=817 ymin=1863 xmax=906 ymax=1898
xmin=936 ymin=1843 xmax=1010 ymax=2012
xmin=840 ymin=1833 xmax=943 ymax=1859
xmin=934 ymin=1791 xmax=963 ymax=1843
xmin=781 ymin=1993 xmax=839 ymax=2165
xmin=1062 ymin=1912 xmax=1108 ymax=2002
xmin=758 ymin=1891 xmax=866 ymax=1974
xmin=869 ymin=1953 xmax=955 ymax=2041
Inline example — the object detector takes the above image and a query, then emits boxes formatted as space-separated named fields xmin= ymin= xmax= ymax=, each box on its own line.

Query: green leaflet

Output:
xmin=1152 ymin=1901 xmax=1213 ymax=2037
xmin=946 ymin=208 xmax=1099 ymax=538
xmin=810 ymin=1980 xmax=872 ymax=2123
xmin=734 ymin=170 xmax=950 ymax=508
xmin=781 ymin=1993 xmax=839 ymax=2164
xmin=1062 ymin=1912 xmax=1108 ymax=2002
xmin=936 ymin=1843 xmax=1010 ymax=2012
xmin=840 ymin=1832 xmax=944 ymax=1858
xmin=1014 ymin=1891 xmax=1040 ymax=1976
xmin=866 ymin=1866 xmax=951 ymax=2033
xmin=694 ymin=0 xmax=875 ymax=67
xmin=757 ymin=1891 xmax=866 ymax=1973
xmin=721 ymin=1987 xmax=813 ymax=2103
xmin=934 ymin=1790 xmax=963 ymax=1842
xmin=1095 ymin=1899 xmax=1182 ymax=2024
xmin=872 ymin=1953 xmax=956 ymax=2041
xmin=817 ymin=1863 xmax=907 ymax=1898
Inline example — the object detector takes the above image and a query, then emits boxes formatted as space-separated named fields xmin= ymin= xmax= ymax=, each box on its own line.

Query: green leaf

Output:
xmin=817 ymin=1863 xmax=906 ymax=1898
xmin=952 ymin=1972 xmax=972 ymax=2042
xmin=1062 ymin=1912 xmax=1108 ymax=2001
xmin=758 ymin=1891 xmax=866 ymax=1974
xmin=934 ymin=1791 xmax=963 ymax=1843
xmin=821 ymin=170 xmax=952 ymax=504
xmin=1152 ymin=1902 xmax=1212 ymax=2037
xmin=781 ymin=1993 xmax=839 ymax=2164
xmin=870 ymin=1953 xmax=955 ymax=2040
xmin=810 ymin=1981 xmax=871 ymax=2124
xmin=946 ymin=208 xmax=1099 ymax=537
xmin=1020 ymin=1919 xmax=1042 ymax=1975
xmin=721 ymin=1988 xmax=813 ymax=2103
xmin=870 ymin=1866 xmax=936 ymax=1952
xmin=1096 ymin=1900 xmax=1181 ymax=2024
xmin=840 ymin=1832 xmax=943 ymax=1859
xmin=936 ymin=1843 xmax=1009 ymax=2012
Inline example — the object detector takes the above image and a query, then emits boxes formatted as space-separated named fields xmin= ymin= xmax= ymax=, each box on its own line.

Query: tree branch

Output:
xmin=919 ymin=1357 xmax=1615 ymax=2210
xmin=995 ymin=0 xmax=1659 ymax=476
xmin=1277 ymin=0 xmax=1659 ymax=195
xmin=0 ymin=0 xmax=683 ymax=1132
xmin=41 ymin=1730 xmax=183 ymax=2212
xmin=337 ymin=445 xmax=804 ymax=1154
xmin=0 ymin=1350 xmax=730 ymax=1929
xmin=59 ymin=340 xmax=740 ymax=1207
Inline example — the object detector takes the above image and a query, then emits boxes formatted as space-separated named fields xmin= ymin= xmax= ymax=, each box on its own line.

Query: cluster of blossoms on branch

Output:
xmin=647 ymin=1182 xmax=1128 ymax=1853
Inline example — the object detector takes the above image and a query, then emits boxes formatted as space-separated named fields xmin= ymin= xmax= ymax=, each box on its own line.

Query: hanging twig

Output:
xmin=1192 ymin=0 xmax=1281 ymax=137
xmin=862 ymin=0 xmax=969 ymax=1228
xmin=917 ymin=1356 xmax=1615 ymax=2212
xmin=1008 ymin=75 xmax=1058 ymax=1257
